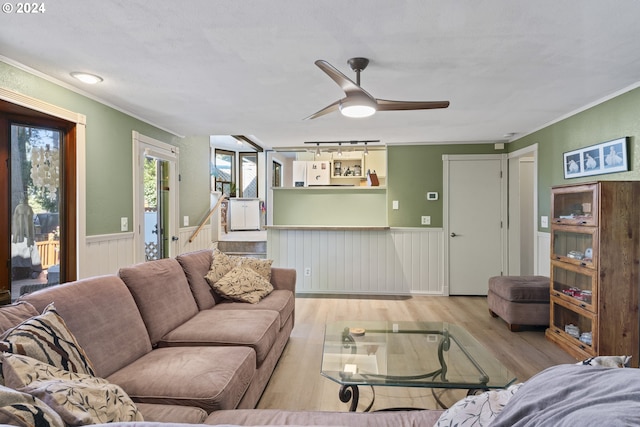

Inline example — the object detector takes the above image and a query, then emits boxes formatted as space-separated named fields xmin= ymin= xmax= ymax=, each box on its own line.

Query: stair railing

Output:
xmin=189 ymin=195 xmax=227 ymax=243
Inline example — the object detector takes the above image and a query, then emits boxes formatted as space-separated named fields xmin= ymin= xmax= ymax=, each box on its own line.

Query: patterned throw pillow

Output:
xmin=2 ymin=353 xmax=143 ymax=426
xmin=0 ymin=384 xmax=64 ymax=427
xmin=211 ymin=266 xmax=274 ymax=304
xmin=205 ymin=249 xmax=273 ymax=285
xmin=0 ymin=303 xmax=95 ymax=376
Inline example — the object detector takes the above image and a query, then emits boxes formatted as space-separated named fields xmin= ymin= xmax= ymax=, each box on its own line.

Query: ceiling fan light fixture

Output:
xmin=339 ymin=96 xmax=377 ymax=118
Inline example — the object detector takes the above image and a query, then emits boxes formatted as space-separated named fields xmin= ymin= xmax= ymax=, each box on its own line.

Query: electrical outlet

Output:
xmin=183 ymin=216 xmax=189 ymax=227
xmin=304 ymin=267 xmax=311 ymax=277
xmin=120 ymin=217 xmax=128 ymax=232
xmin=421 ymin=216 xmax=431 ymax=225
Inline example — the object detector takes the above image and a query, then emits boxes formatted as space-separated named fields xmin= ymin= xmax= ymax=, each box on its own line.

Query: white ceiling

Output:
xmin=2 ymin=0 xmax=640 ymax=150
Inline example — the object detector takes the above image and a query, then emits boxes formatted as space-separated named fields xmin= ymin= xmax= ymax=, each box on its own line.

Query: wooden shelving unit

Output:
xmin=546 ymin=181 xmax=640 ymax=367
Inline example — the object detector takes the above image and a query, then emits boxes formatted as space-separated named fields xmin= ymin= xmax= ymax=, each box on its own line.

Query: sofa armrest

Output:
xmin=270 ymin=268 xmax=296 ymax=293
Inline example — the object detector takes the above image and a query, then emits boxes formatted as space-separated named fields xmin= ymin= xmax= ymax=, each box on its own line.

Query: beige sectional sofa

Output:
xmin=0 ymin=248 xmax=445 ymax=426
xmin=0 ymin=249 xmax=295 ymax=424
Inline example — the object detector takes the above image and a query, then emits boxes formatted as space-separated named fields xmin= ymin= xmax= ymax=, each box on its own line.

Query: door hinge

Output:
xmin=178 ymin=174 xmax=181 ymax=182
xmin=500 ymin=170 xmax=503 ymax=178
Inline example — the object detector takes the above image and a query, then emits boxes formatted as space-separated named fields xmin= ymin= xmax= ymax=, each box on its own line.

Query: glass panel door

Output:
xmin=143 ymin=156 xmax=170 ymax=261
xmin=10 ymin=124 xmax=62 ymax=299
xmin=240 ymin=152 xmax=258 ymax=198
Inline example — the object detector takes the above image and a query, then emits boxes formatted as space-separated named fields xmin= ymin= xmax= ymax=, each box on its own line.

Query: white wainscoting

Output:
xmin=267 ymin=228 xmax=444 ymax=295
xmin=177 ymin=225 xmax=213 ymax=255
xmin=537 ymin=231 xmax=551 ymax=277
xmin=80 ymin=225 xmax=212 ymax=279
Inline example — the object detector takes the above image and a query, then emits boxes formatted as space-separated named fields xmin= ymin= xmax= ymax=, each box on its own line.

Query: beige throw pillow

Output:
xmin=2 ymin=353 xmax=143 ymax=426
xmin=205 ymin=249 xmax=273 ymax=285
xmin=211 ymin=266 xmax=274 ymax=304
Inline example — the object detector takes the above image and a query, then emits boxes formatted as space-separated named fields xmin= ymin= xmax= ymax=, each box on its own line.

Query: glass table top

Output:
xmin=321 ymin=321 xmax=517 ymax=390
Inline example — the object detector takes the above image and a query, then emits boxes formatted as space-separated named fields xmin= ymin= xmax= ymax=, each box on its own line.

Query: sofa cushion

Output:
xmin=2 ymin=353 xmax=143 ymax=425
xmin=135 ymin=403 xmax=208 ymax=424
xmin=177 ymin=249 xmax=220 ymax=310
xmin=205 ymin=408 xmax=445 ymax=426
xmin=212 ymin=266 xmax=274 ymax=304
xmin=488 ymin=276 xmax=550 ymax=302
xmin=0 ymin=302 xmax=39 ymax=334
xmin=106 ymin=346 xmax=256 ymax=413
xmin=19 ymin=275 xmax=153 ymax=378
xmin=159 ymin=309 xmax=280 ymax=365
xmin=119 ymin=258 xmax=199 ymax=345
xmin=0 ymin=303 xmax=96 ymax=376
xmin=0 ymin=384 xmax=64 ymax=427
xmin=213 ymin=289 xmax=294 ymax=330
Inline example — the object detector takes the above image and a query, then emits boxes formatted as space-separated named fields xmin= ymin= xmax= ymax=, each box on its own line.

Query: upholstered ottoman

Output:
xmin=488 ymin=276 xmax=550 ymax=331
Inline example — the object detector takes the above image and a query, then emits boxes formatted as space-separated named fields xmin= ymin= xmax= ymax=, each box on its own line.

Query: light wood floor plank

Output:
xmin=257 ymin=295 xmax=574 ymax=412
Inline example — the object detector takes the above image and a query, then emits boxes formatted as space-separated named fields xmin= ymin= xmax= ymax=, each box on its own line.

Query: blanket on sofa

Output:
xmin=491 ymin=364 xmax=640 ymax=426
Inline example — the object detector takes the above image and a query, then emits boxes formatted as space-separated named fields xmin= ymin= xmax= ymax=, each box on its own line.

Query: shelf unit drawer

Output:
xmin=551 ymin=225 xmax=598 ymax=269
xmin=548 ymin=297 xmax=597 ymax=357
xmin=551 ymin=183 xmax=598 ymax=226
xmin=550 ymin=260 xmax=597 ymax=313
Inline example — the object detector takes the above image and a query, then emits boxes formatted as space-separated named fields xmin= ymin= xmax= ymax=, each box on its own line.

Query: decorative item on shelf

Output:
xmin=565 ymin=324 xmax=580 ymax=339
xmin=580 ymin=332 xmax=593 ymax=345
xmin=584 ymin=247 xmax=593 ymax=261
xmin=567 ymin=250 xmax=584 ymax=260
xmin=354 ymin=164 xmax=361 ymax=176
xmin=366 ymin=169 xmax=379 ymax=186
xmin=334 ymin=161 xmax=342 ymax=176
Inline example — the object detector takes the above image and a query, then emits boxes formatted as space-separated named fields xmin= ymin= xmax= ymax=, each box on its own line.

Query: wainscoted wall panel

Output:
xmin=83 ymin=233 xmax=134 ymax=278
xmin=80 ymin=225 xmax=212 ymax=279
xmin=537 ymin=231 xmax=551 ymax=277
xmin=177 ymin=225 xmax=213 ymax=255
xmin=267 ymin=228 xmax=444 ymax=295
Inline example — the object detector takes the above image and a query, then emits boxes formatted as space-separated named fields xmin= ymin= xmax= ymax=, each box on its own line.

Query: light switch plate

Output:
xmin=392 ymin=200 xmax=399 ymax=210
xmin=120 ymin=217 xmax=128 ymax=232
xmin=421 ymin=216 xmax=431 ymax=225
xmin=541 ymin=216 xmax=549 ymax=228
xmin=183 ymin=216 xmax=189 ymax=227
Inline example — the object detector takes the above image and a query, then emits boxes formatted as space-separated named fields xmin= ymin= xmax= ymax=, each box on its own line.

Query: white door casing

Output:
xmin=443 ymin=154 xmax=507 ymax=295
xmin=132 ymin=131 xmax=179 ymax=263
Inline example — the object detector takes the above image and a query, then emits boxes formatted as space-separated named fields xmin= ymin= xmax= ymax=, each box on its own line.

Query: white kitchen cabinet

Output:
xmin=229 ymin=198 xmax=261 ymax=231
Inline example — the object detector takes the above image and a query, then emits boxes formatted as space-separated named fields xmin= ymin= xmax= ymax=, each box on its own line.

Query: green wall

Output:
xmin=0 ymin=62 xmax=211 ymax=235
xmin=387 ymin=143 xmax=504 ymax=227
xmin=509 ymin=87 xmax=640 ymax=230
xmin=272 ymin=188 xmax=387 ymax=226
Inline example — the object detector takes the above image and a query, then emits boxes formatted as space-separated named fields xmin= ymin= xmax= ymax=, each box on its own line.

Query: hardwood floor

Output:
xmin=257 ymin=295 xmax=575 ymax=412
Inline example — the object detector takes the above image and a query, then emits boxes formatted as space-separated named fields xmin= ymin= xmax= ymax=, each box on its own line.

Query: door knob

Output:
xmin=450 ymin=232 xmax=457 ymax=237
xmin=171 ymin=236 xmax=179 ymax=241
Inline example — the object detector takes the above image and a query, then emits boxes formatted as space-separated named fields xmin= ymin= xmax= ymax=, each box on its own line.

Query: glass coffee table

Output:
xmin=321 ymin=321 xmax=516 ymax=411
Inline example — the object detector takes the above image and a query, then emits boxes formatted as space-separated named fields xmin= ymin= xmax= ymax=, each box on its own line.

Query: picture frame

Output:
xmin=563 ymin=137 xmax=629 ymax=179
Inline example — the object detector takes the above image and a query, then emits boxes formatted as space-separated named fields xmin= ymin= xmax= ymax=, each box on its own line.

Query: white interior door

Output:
xmin=444 ymin=155 xmax=506 ymax=295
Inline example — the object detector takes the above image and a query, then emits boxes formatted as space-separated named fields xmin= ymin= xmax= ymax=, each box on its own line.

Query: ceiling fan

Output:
xmin=304 ymin=57 xmax=450 ymax=120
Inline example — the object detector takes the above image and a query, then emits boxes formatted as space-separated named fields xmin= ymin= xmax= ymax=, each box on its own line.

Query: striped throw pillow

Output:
xmin=0 ymin=303 xmax=95 ymax=377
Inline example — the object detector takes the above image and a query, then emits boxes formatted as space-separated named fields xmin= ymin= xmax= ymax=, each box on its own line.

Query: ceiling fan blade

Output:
xmin=314 ymin=60 xmax=374 ymax=98
xmin=303 ymin=99 xmax=341 ymax=120
xmin=376 ymin=99 xmax=450 ymax=111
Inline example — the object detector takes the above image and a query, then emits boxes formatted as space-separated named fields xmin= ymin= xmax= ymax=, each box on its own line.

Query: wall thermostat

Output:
xmin=427 ymin=192 xmax=439 ymax=201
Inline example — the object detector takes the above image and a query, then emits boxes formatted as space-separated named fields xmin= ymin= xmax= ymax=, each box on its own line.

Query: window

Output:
xmin=272 ymin=160 xmax=282 ymax=188
xmin=212 ymin=149 xmax=235 ymax=197
xmin=239 ymin=152 xmax=258 ymax=198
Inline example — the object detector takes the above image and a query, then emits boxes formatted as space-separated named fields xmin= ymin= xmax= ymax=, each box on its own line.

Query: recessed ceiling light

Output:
xmin=70 ymin=72 xmax=103 ymax=84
